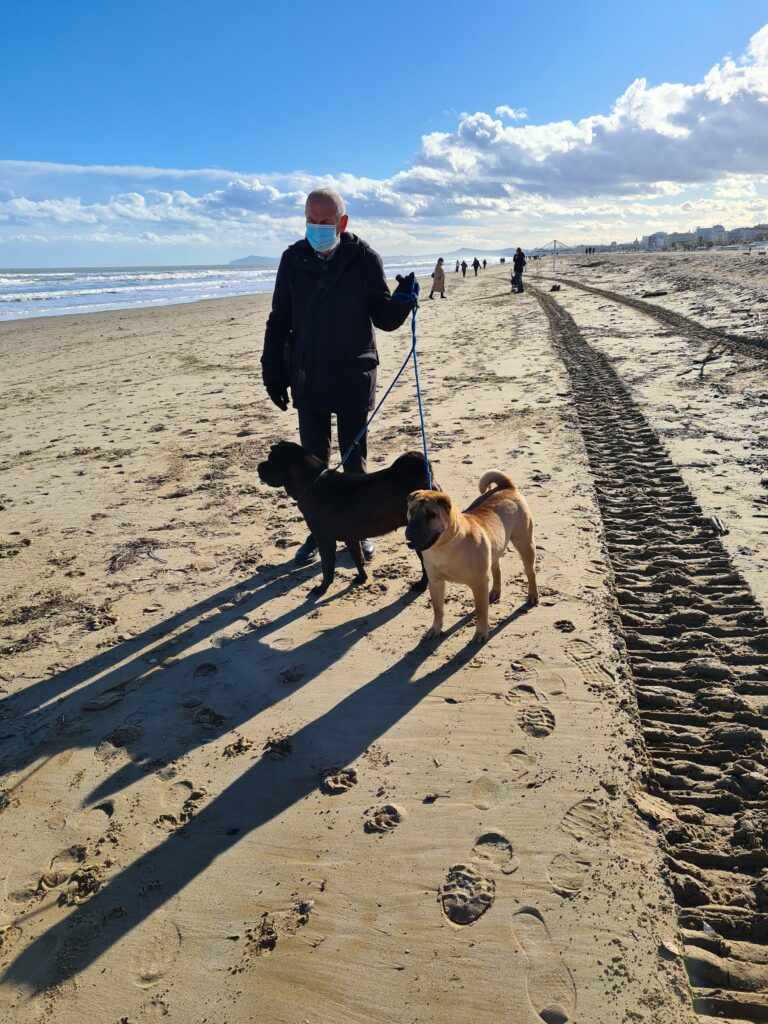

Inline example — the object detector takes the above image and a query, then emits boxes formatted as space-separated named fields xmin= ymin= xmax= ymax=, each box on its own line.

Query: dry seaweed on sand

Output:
xmin=107 ymin=537 xmax=166 ymax=573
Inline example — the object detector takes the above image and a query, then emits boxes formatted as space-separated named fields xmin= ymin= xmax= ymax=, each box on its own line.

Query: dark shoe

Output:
xmin=429 ymin=294 xmax=434 ymax=299
xmin=361 ymin=538 xmax=375 ymax=562
xmin=440 ymin=294 xmax=446 ymax=298
xmin=295 ymin=535 xmax=318 ymax=565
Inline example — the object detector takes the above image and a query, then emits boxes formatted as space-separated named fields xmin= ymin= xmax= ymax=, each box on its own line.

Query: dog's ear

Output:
xmin=431 ymin=493 xmax=452 ymax=511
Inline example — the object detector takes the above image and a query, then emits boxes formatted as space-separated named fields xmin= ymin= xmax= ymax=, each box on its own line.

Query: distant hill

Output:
xmin=440 ymin=247 xmax=517 ymax=258
xmin=229 ymin=254 xmax=279 ymax=266
xmin=230 ymin=246 xmax=520 ymax=267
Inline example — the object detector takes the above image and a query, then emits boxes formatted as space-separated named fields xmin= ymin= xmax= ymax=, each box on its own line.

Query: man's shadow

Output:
xmin=4 ymin=599 xmax=532 ymax=993
xmin=0 ymin=555 xmax=368 ymax=786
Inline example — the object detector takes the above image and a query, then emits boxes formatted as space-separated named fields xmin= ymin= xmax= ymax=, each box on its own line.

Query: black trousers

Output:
xmin=298 ymin=408 xmax=368 ymax=474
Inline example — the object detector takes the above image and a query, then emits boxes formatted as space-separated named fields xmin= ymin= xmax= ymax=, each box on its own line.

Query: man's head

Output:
xmin=437 ymin=257 xmax=444 ymax=265
xmin=305 ymin=188 xmax=348 ymax=253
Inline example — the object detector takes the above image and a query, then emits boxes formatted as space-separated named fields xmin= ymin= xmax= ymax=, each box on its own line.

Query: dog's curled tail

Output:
xmin=479 ymin=470 xmax=515 ymax=494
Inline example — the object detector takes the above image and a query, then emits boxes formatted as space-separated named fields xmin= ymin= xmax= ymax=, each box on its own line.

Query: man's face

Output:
xmin=305 ymin=196 xmax=348 ymax=237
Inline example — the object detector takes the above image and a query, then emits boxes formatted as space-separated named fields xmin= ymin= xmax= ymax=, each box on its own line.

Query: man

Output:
xmin=261 ymin=187 xmax=417 ymax=566
xmin=512 ymin=247 xmax=527 ymax=293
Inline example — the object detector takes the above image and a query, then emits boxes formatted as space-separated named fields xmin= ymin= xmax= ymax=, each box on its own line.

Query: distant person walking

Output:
xmin=455 ymin=259 xmax=460 ymax=273
xmin=512 ymin=247 xmax=526 ymax=293
xmin=461 ymin=260 xmax=467 ymax=278
xmin=482 ymin=259 xmax=487 ymax=270
xmin=472 ymin=257 xmax=481 ymax=277
xmin=429 ymin=257 xmax=446 ymax=299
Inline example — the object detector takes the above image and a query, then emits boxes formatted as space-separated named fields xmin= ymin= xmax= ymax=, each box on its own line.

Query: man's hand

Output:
xmin=266 ymin=385 xmax=289 ymax=411
xmin=394 ymin=272 xmax=419 ymax=306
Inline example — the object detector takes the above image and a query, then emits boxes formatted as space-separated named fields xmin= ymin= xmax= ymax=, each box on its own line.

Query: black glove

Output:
xmin=393 ymin=272 xmax=419 ymax=306
xmin=266 ymin=385 xmax=289 ymax=411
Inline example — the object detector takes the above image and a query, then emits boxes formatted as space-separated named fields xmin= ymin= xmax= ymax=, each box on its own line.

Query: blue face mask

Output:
xmin=306 ymin=223 xmax=339 ymax=253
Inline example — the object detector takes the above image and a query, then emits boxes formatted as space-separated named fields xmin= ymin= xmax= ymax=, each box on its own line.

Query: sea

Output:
xmin=0 ymin=256 xmax=442 ymax=322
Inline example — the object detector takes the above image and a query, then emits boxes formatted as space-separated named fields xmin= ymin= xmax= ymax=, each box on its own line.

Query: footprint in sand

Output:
xmin=320 ymin=767 xmax=358 ymax=795
xmin=155 ymin=780 xmax=207 ymax=831
xmin=131 ymin=917 xmax=182 ymax=988
xmin=518 ymin=706 xmax=556 ymax=739
xmin=440 ymin=864 xmax=496 ymax=925
xmin=507 ymin=689 xmax=556 ymax=737
xmin=564 ymin=638 xmax=614 ymax=690
xmin=503 ymin=748 xmax=538 ymax=780
xmin=559 ymin=797 xmax=610 ymax=844
xmin=471 ymin=774 xmax=504 ymax=810
xmin=472 ymin=832 xmax=519 ymax=875
xmin=0 ymin=924 xmax=22 ymax=956
xmin=7 ymin=844 xmax=87 ymax=905
xmin=547 ymin=853 xmax=591 ymax=898
xmin=363 ymin=804 xmax=404 ymax=833
xmin=512 ymin=906 xmax=576 ymax=1024
xmin=506 ymin=654 xmax=567 ymax=699
xmin=94 ymin=720 xmax=143 ymax=761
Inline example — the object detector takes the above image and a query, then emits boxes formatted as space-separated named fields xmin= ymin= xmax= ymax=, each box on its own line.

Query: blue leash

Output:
xmin=299 ymin=290 xmax=433 ymax=498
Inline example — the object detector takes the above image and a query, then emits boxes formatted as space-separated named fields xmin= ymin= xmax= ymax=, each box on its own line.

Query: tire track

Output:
xmin=540 ymin=275 xmax=768 ymax=359
xmin=532 ymin=285 xmax=768 ymax=1023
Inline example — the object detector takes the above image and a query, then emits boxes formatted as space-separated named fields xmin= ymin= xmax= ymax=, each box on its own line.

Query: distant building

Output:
xmin=642 ymin=232 xmax=668 ymax=250
xmin=667 ymin=231 xmax=696 ymax=247
xmin=695 ymin=224 xmax=726 ymax=244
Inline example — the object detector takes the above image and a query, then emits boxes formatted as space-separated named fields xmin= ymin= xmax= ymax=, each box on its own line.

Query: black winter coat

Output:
xmin=261 ymin=233 xmax=412 ymax=412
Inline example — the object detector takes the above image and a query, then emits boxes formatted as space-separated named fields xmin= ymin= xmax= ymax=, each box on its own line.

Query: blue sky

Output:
xmin=2 ymin=0 xmax=768 ymax=265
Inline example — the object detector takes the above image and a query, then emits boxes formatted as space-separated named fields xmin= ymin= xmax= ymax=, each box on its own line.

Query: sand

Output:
xmin=1 ymin=253 xmax=766 ymax=1023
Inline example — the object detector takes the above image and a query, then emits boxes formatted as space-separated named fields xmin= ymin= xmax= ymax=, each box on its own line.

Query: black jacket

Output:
xmin=261 ymin=233 xmax=412 ymax=412
xmin=513 ymin=251 xmax=526 ymax=272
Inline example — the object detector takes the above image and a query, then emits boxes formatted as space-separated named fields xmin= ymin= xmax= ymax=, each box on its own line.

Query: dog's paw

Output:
xmin=353 ymin=571 xmax=368 ymax=585
xmin=527 ymin=591 xmax=540 ymax=607
xmin=472 ymin=629 xmax=490 ymax=644
xmin=426 ymin=624 xmax=443 ymax=639
xmin=310 ymin=583 xmax=329 ymax=598
xmin=489 ymin=589 xmax=501 ymax=605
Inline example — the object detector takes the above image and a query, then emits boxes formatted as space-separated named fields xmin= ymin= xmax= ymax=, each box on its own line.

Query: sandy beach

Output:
xmin=2 ymin=253 xmax=768 ymax=1023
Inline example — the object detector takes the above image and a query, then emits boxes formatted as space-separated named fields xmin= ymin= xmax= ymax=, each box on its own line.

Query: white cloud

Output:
xmin=2 ymin=23 xmax=768 ymax=260
xmin=495 ymin=105 xmax=527 ymax=120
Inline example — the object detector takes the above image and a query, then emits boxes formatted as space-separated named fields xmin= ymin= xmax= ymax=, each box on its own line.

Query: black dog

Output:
xmin=257 ymin=441 xmax=437 ymax=596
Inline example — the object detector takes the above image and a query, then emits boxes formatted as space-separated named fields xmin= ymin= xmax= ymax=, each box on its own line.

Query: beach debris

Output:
xmin=549 ymin=284 xmax=561 ymax=292
xmin=641 ymin=290 xmax=669 ymax=298
xmin=708 ymin=515 xmax=729 ymax=536
xmin=423 ymin=792 xmax=450 ymax=804
xmin=0 ymin=536 xmax=31 ymax=559
xmin=108 ymin=537 xmax=166 ymax=573
xmin=676 ymin=344 xmax=731 ymax=379
xmin=659 ymin=939 xmax=681 ymax=960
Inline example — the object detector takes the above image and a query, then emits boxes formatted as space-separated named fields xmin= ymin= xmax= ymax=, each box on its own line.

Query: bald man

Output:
xmin=261 ymin=188 xmax=418 ymax=565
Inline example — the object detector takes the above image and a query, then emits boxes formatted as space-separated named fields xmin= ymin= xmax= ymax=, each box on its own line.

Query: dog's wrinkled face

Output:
xmin=257 ymin=441 xmax=301 ymax=489
xmin=405 ymin=491 xmax=452 ymax=551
